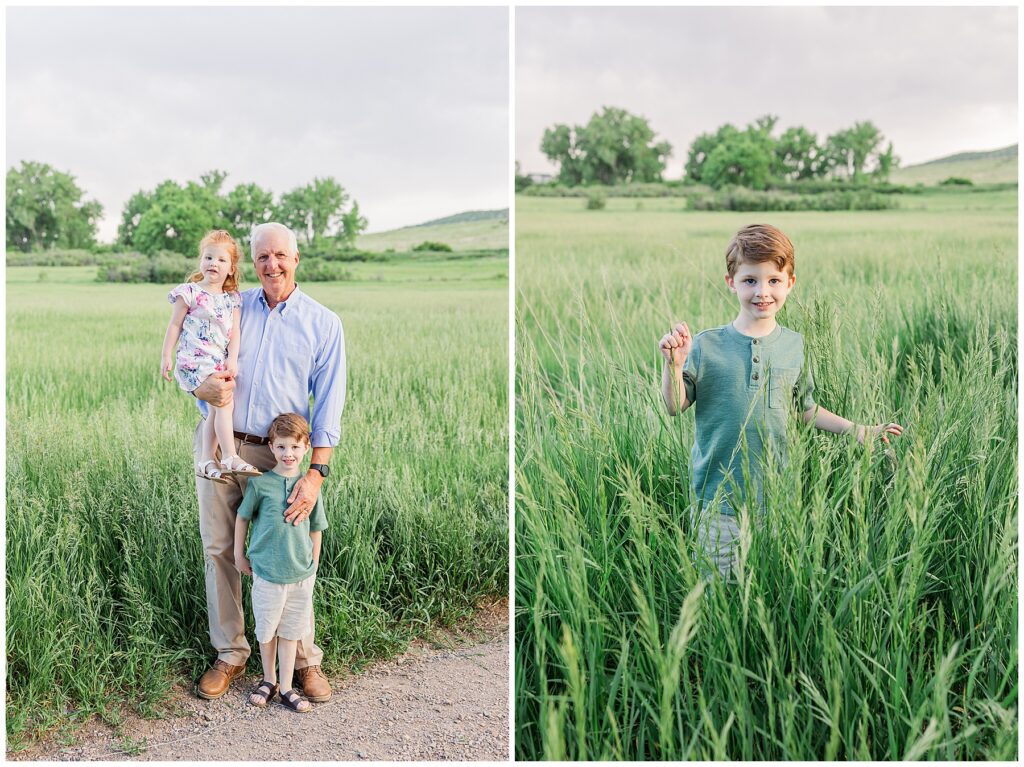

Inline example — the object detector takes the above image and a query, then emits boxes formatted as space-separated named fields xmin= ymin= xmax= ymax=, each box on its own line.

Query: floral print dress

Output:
xmin=168 ymin=283 xmax=242 ymax=392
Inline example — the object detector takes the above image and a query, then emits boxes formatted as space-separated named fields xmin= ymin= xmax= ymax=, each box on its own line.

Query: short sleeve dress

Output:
xmin=168 ymin=284 xmax=242 ymax=392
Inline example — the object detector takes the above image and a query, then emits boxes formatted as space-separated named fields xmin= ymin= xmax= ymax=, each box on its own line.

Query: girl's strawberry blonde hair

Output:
xmin=188 ymin=229 xmax=242 ymax=293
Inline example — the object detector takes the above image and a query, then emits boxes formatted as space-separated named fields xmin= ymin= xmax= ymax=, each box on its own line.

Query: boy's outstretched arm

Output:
xmin=802 ymin=406 xmax=904 ymax=445
xmin=659 ymin=322 xmax=692 ymax=416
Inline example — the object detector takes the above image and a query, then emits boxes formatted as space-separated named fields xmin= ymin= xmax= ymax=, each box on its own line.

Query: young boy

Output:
xmin=234 ymin=413 xmax=328 ymax=712
xmin=659 ymin=224 xmax=902 ymax=580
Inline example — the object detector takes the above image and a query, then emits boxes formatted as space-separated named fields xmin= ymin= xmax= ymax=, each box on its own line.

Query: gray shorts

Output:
xmin=689 ymin=507 xmax=742 ymax=583
xmin=252 ymin=573 xmax=315 ymax=643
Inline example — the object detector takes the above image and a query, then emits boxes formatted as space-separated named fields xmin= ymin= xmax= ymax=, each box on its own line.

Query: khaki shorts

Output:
xmin=252 ymin=573 xmax=316 ymax=643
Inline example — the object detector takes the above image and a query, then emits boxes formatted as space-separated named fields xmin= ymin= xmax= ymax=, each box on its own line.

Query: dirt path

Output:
xmin=11 ymin=601 xmax=508 ymax=762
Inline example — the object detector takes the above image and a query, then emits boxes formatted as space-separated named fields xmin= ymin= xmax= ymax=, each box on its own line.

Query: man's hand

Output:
xmin=856 ymin=422 xmax=904 ymax=446
xmin=193 ymin=370 xmax=236 ymax=407
xmin=284 ymin=473 xmax=323 ymax=525
xmin=161 ymin=354 xmax=174 ymax=382
xmin=659 ymin=322 xmax=692 ymax=369
xmin=234 ymin=551 xmax=252 ymax=576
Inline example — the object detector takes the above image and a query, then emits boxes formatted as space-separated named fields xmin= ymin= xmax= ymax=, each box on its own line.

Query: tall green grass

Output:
xmin=515 ymin=191 xmax=1017 ymax=760
xmin=6 ymin=263 xmax=508 ymax=747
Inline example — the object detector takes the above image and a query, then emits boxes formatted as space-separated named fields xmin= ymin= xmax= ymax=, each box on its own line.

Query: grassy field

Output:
xmin=515 ymin=190 xmax=1017 ymax=759
xmin=358 ymin=214 xmax=508 ymax=252
xmin=6 ymin=256 xmax=508 ymax=748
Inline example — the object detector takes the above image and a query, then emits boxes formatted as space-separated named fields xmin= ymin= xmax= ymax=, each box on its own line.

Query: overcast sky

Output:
xmin=517 ymin=7 xmax=1017 ymax=177
xmin=7 ymin=7 xmax=508 ymax=242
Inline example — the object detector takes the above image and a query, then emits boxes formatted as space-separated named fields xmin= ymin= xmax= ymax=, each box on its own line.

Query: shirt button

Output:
xmin=753 ymin=357 xmax=760 ymax=363
xmin=752 ymin=339 xmax=759 ymax=345
xmin=752 ymin=372 xmax=759 ymax=381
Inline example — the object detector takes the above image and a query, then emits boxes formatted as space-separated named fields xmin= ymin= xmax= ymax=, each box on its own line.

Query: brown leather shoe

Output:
xmin=295 ymin=665 xmax=332 ymax=702
xmin=197 ymin=659 xmax=246 ymax=700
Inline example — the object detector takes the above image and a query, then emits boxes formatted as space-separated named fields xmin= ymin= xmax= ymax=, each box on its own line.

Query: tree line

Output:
xmin=531 ymin=107 xmax=897 ymax=188
xmin=6 ymin=161 xmax=367 ymax=254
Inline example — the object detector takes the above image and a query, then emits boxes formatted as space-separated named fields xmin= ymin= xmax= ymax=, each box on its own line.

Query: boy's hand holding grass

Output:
xmin=659 ymin=322 xmax=692 ymax=368
xmin=659 ymin=322 xmax=692 ymax=415
xmin=855 ymin=422 xmax=904 ymax=446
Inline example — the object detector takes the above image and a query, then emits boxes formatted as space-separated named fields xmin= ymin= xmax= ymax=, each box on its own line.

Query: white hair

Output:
xmin=250 ymin=222 xmax=298 ymax=259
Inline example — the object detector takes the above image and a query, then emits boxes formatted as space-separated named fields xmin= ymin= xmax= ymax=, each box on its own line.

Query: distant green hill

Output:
xmin=410 ymin=209 xmax=508 ymax=227
xmin=891 ymin=144 xmax=1017 ymax=185
xmin=358 ymin=209 xmax=508 ymax=252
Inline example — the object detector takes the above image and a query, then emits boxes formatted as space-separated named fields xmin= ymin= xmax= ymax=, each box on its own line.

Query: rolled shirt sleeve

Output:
xmin=798 ymin=361 xmax=816 ymax=412
xmin=310 ymin=314 xmax=346 ymax=448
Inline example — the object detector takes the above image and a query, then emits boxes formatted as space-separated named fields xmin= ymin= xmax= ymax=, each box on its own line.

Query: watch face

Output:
xmin=313 ymin=463 xmax=329 ymax=477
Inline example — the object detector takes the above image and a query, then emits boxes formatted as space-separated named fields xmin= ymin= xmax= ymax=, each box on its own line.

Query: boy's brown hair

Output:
xmin=725 ymin=224 xmax=795 ymax=277
xmin=267 ymin=413 xmax=311 ymax=445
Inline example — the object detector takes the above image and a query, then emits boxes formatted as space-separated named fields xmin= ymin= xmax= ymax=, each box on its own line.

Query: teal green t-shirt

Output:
xmin=682 ymin=323 xmax=816 ymax=515
xmin=237 ymin=471 xmax=328 ymax=584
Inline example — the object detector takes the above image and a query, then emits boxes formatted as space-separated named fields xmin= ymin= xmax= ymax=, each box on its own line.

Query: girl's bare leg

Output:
xmin=212 ymin=400 xmax=238 ymax=463
xmin=248 ymin=638 xmax=278 ymax=706
xmin=200 ymin=408 xmax=218 ymax=465
xmin=277 ymin=638 xmax=310 ymax=711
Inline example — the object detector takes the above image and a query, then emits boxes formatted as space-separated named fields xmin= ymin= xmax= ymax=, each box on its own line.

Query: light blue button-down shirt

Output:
xmin=198 ymin=285 xmax=346 ymax=447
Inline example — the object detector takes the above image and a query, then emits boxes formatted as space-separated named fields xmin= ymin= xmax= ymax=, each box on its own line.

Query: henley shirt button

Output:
xmin=753 ymin=357 xmax=760 ymax=363
xmin=752 ymin=339 xmax=759 ymax=345
xmin=752 ymin=373 xmax=759 ymax=381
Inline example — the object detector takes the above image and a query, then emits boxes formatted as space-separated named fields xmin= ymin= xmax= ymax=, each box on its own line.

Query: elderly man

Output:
xmin=192 ymin=222 xmax=345 ymax=702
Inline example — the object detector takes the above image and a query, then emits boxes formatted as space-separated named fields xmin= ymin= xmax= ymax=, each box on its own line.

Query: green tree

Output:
xmin=339 ymin=200 xmax=368 ymax=246
xmin=821 ymin=122 xmax=896 ymax=181
xmin=541 ymin=107 xmax=672 ymax=186
xmin=276 ymin=177 xmax=363 ymax=247
xmin=701 ymin=132 xmax=773 ymax=190
xmin=124 ymin=177 xmax=226 ymax=256
xmin=775 ymin=126 xmax=823 ymax=180
xmin=540 ymin=124 xmax=583 ymax=185
xmin=6 ymin=161 xmax=103 ymax=251
xmin=222 ymin=182 xmax=275 ymax=247
xmin=685 ymin=124 xmax=739 ymax=183
xmin=133 ymin=197 xmax=220 ymax=257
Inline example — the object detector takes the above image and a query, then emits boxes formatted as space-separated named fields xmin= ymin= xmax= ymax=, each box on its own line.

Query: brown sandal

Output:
xmin=278 ymin=687 xmax=311 ymax=713
xmin=248 ymin=680 xmax=278 ymax=708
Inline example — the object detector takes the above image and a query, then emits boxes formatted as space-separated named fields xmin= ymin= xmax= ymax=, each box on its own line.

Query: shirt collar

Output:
xmin=725 ymin=321 xmax=783 ymax=347
xmin=257 ymin=285 xmax=303 ymax=315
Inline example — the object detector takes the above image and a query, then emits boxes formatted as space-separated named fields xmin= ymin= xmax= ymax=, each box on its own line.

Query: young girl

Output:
xmin=161 ymin=229 xmax=261 ymax=482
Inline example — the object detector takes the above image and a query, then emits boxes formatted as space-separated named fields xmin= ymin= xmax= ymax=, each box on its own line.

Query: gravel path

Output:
xmin=10 ymin=601 xmax=508 ymax=762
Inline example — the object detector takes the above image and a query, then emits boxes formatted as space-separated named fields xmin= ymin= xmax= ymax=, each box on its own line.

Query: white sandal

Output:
xmin=196 ymin=459 xmax=229 ymax=484
xmin=220 ymin=455 xmax=262 ymax=477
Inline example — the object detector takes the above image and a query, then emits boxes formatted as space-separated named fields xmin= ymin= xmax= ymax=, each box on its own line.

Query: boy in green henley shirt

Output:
xmin=234 ymin=413 xmax=328 ymax=713
xmin=659 ymin=224 xmax=903 ymax=581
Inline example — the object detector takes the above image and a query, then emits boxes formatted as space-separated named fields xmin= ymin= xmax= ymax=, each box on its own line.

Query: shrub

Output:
xmin=685 ymin=188 xmax=897 ymax=212
xmin=585 ymin=190 xmax=607 ymax=210
xmin=412 ymin=241 xmax=453 ymax=252
xmin=768 ymin=179 xmax=921 ymax=195
xmin=97 ymin=253 xmax=351 ymax=283
xmin=940 ymin=176 xmax=974 ymax=186
xmin=7 ymin=249 xmax=103 ymax=267
xmin=522 ymin=182 xmax=693 ymax=198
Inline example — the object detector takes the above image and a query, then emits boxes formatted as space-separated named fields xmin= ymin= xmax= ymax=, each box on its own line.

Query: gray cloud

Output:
xmin=7 ymin=6 xmax=509 ymax=240
xmin=517 ymin=7 xmax=1016 ymax=176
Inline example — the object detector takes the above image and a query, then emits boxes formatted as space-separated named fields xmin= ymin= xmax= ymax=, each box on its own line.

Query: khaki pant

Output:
xmin=194 ymin=421 xmax=323 ymax=667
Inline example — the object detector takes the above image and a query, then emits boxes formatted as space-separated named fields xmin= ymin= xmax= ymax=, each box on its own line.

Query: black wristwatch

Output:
xmin=309 ymin=463 xmax=330 ymax=478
